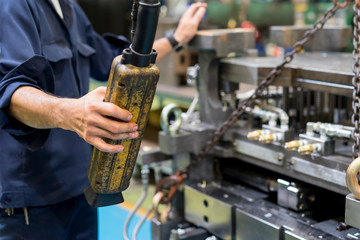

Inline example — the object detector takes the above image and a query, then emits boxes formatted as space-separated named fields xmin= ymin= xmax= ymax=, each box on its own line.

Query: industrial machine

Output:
xmin=130 ymin=1 xmax=360 ymax=240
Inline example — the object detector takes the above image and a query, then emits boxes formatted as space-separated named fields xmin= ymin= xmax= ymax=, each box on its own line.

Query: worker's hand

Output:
xmin=173 ymin=2 xmax=207 ymax=45
xmin=69 ymin=87 xmax=138 ymax=153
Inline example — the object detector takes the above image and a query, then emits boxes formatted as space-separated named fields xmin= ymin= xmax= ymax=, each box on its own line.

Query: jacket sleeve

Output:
xmin=0 ymin=1 xmax=54 ymax=150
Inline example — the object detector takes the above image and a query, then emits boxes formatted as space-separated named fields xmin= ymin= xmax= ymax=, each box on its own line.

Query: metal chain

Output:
xmin=352 ymin=2 xmax=360 ymax=158
xmin=186 ymin=3 xmax=342 ymax=172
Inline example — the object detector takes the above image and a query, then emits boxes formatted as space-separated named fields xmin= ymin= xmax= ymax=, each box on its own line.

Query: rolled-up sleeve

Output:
xmin=0 ymin=1 xmax=54 ymax=149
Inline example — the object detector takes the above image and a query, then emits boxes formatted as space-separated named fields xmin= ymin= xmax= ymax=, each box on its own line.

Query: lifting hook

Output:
xmin=346 ymin=157 xmax=360 ymax=199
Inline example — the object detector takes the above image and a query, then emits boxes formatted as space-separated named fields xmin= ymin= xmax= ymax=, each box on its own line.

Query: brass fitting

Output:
xmin=259 ymin=133 xmax=283 ymax=143
xmin=247 ymin=130 xmax=261 ymax=140
xmin=247 ymin=130 xmax=270 ymax=140
xmin=284 ymin=140 xmax=308 ymax=151
xmin=259 ymin=134 xmax=274 ymax=143
xmin=298 ymin=143 xmax=321 ymax=155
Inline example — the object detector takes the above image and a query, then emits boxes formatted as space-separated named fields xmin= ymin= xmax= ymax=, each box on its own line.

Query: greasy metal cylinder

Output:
xmin=131 ymin=0 xmax=160 ymax=57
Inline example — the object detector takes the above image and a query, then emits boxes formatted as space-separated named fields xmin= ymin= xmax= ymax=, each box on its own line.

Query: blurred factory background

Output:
xmin=74 ymin=0 xmax=360 ymax=240
xmin=78 ymin=0 xmax=353 ymax=142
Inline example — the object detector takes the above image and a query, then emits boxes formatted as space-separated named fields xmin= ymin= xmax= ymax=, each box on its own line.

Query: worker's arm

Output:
xmin=154 ymin=2 xmax=207 ymax=61
xmin=6 ymin=3 xmax=206 ymax=154
xmin=8 ymin=86 xmax=138 ymax=153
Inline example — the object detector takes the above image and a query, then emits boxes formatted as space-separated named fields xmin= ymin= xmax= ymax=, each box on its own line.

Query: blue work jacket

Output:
xmin=0 ymin=0 xmax=130 ymax=208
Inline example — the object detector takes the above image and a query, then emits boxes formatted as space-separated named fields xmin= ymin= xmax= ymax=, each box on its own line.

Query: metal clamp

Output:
xmin=347 ymin=157 xmax=360 ymax=199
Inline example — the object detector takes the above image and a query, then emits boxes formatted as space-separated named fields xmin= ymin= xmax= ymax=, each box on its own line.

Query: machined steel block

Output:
xmin=345 ymin=194 xmax=360 ymax=230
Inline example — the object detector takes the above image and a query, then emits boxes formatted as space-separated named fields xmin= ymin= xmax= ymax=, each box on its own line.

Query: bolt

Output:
xmin=308 ymin=195 xmax=316 ymax=202
xmin=336 ymin=222 xmax=349 ymax=231
xmin=298 ymin=203 xmax=305 ymax=210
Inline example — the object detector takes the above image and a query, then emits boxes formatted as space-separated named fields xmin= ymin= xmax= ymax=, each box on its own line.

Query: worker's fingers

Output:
xmin=173 ymin=2 xmax=207 ymax=45
xmin=86 ymin=87 xmax=133 ymax=122
xmin=192 ymin=5 xmax=207 ymax=23
xmin=91 ymin=114 xmax=138 ymax=134
xmin=79 ymin=118 xmax=139 ymax=152
xmin=93 ymin=86 xmax=107 ymax=96
xmin=85 ymin=127 xmax=139 ymax=153
xmin=95 ymin=118 xmax=138 ymax=135
xmin=90 ymin=137 xmax=124 ymax=153
xmin=105 ymin=131 xmax=139 ymax=141
xmin=100 ymin=130 xmax=139 ymax=141
xmin=99 ymin=102 xmax=133 ymax=122
xmin=84 ymin=100 xmax=132 ymax=122
xmin=85 ymin=125 xmax=138 ymax=141
xmin=185 ymin=2 xmax=206 ymax=19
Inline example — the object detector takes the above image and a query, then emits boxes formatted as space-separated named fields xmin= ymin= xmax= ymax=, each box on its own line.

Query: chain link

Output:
xmin=186 ymin=3 xmax=341 ymax=172
xmin=352 ymin=2 xmax=360 ymax=158
xmin=334 ymin=0 xmax=351 ymax=8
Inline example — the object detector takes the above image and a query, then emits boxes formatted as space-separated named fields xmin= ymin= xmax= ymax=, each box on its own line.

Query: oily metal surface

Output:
xmin=221 ymin=130 xmax=350 ymax=196
xmin=185 ymin=182 xmax=358 ymax=240
xmin=220 ymin=52 xmax=353 ymax=96
xmin=270 ymin=25 xmax=352 ymax=51
xmin=189 ymin=28 xmax=255 ymax=57
xmin=89 ymin=56 xmax=160 ymax=193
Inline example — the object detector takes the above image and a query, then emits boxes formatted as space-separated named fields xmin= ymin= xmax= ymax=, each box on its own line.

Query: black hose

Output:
xmin=131 ymin=0 xmax=160 ymax=55
xmin=130 ymin=0 xmax=140 ymax=43
xmin=122 ymin=0 xmax=160 ymax=67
